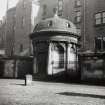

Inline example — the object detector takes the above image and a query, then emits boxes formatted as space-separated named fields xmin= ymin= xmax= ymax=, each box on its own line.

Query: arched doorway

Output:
xmin=52 ymin=43 xmax=65 ymax=75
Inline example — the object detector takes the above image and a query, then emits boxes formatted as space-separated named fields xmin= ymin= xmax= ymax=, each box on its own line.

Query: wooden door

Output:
xmin=37 ymin=52 xmax=48 ymax=75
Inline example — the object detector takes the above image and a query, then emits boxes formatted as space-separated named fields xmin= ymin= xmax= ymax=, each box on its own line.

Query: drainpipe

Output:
xmin=83 ymin=0 xmax=86 ymax=50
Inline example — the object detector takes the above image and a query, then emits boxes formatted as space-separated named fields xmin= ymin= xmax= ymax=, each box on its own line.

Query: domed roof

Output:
xmin=33 ymin=14 xmax=78 ymax=35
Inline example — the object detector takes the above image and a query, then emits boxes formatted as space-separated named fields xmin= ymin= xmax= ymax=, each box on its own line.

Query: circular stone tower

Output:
xmin=30 ymin=14 xmax=80 ymax=80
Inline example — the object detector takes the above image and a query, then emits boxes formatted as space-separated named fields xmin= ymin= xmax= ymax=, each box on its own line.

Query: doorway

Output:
xmin=52 ymin=43 xmax=65 ymax=75
xmin=0 ymin=60 xmax=4 ymax=78
xmin=37 ymin=52 xmax=48 ymax=76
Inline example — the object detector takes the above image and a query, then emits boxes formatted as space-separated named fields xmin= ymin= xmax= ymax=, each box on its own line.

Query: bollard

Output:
xmin=25 ymin=74 xmax=32 ymax=86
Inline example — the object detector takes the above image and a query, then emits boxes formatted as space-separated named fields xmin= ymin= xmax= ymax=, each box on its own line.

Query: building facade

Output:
xmin=0 ymin=19 xmax=5 ymax=52
xmin=5 ymin=0 xmax=43 ymax=56
xmin=70 ymin=0 xmax=105 ymax=52
xmin=4 ymin=0 xmax=105 ymax=56
xmin=14 ymin=0 xmax=43 ymax=55
xmin=39 ymin=0 xmax=105 ymax=52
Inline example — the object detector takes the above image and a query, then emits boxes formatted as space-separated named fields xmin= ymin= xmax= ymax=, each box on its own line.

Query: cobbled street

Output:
xmin=0 ymin=79 xmax=105 ymax=105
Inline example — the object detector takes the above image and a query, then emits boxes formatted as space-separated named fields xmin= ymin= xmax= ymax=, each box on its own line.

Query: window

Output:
xmin=58 ymin=0 xmax=63 ymax=11
xmin=95 ymin=13 xmax=101 ymax=25
xmin=58 ymin=0 xmax=63 ymax=16
xmin=95 ymin=36 xmax=105 ymax=51
xmin=13 ymin=26 xmax=16 ymax=32
xmin=102 ymin=12 xmax=105 ymax=23
xmin=95 ymin=37 xmax=102 ymax=51
xmin=75 ymin=11 xmax=81 ymax=23
xmin=42 ymin=4 xmax=47 ymax=16
xmin=23 ymin=0 xmax=26 ymax=8
xmin=21 ymin=17 xmax=25 ymax=28
xmin=42 ymin=4 xmax=47 ymax=19
xmin=53 ymin=8 xmax=56 ymax=14
xmin=95 ymin=11 xmax=105 ymax=25
xmin=103 ymin=37 xmax=105 ymax=50
xmin=48 ymin=20 xmax=53 ymax=27
xmin=20 ymin=44 xmax=23 ymax=52
xmin=75 ymin=0 xmax=81 ymax=7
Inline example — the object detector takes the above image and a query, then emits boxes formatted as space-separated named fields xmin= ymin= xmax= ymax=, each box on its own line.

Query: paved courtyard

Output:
xmin=0 ymin=79 xmax=105 ymax=105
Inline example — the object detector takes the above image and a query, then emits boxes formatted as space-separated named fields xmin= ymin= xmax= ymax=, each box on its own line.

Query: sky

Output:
xmin=0 ymin=0 xmax=19 ymax=20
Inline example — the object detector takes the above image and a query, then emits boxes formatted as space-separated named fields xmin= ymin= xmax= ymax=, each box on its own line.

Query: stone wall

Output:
xmin=4 ymin=60 xmax=15 ymax=78
xmin=79 ymin=53 xmax=105 ymax=80
xmin=0 ymin=57 xmax=33 ymax=79
xmin=15 ymin=59 xmax=33 ymax=79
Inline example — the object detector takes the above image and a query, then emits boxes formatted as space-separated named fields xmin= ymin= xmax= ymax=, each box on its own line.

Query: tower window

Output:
xmin=23 ymin=1 xmax=26 ymax=8
xmin=95 ymin=37 xmax=101 ymax=51
xmin=58 ymin=0 xmax=63 ymax=16
xmin=42 ymin=4 xmax=47 ymax=16
xmin=75 ymin=11 xmax=81 ymax=23
xmin=75 ymin=0 xmax=81 ymax=7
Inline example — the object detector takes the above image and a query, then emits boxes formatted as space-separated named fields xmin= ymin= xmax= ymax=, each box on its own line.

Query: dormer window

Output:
xmin=48 ymin=20 xmax=53 ymax=27
xmin=67 ymin=23 xmax=71 ymax=28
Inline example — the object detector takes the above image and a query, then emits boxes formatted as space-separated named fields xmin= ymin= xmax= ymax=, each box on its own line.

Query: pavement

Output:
xmin=0 ymin=79 xmax=105 ymax=105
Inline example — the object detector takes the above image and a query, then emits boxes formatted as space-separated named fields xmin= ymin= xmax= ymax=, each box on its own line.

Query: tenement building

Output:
xmin=5 ymin=0 xmax=43 ymax=56
xmin=14 ymin=0 xmax=43 ymax=56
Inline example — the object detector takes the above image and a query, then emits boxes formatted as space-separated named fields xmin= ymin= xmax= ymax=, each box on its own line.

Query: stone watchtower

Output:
xmin=30 ymin=14 xmax=80 ymax=80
